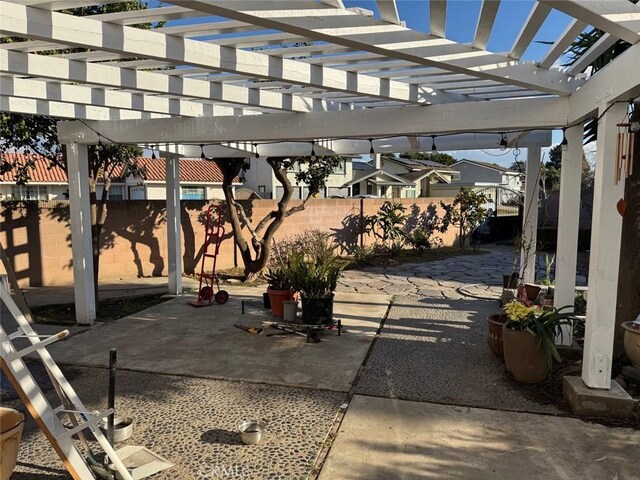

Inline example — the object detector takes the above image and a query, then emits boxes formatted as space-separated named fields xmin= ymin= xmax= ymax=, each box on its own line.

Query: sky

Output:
xmin=155 ymin=0 xmax=577 ymax=167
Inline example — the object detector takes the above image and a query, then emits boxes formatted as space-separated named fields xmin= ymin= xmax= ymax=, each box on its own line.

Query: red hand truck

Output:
xmin=188 ymin=204 xmax=229 ymax=307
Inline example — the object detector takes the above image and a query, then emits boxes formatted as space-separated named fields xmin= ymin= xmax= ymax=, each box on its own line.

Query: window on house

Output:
xmin=333 ymin=160 xmax=345 ymax=174
xmin=108 ymin=185 xmax=124 ymax=201
xmin=405 ymin=188 xmax=416 ymax=198
xmin=366 ymin=183 xmax=373 ymax=195
xmin=352 ymin=183 xmax=360 ymax=196
xmin=11 ymin=185 xmax=48 ymax=200
xmin=258 ymin=185 xmax=266 ymax=193
xmin=450 ymin=173 xmax=461 ymax=181
xmin=181 ymin=186 xmax=206 ymax=200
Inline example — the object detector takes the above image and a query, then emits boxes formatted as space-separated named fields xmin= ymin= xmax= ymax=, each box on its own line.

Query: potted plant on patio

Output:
xmin=502 ymin=301 xmax=576 ymax=383
xmin=287 ymin=251 xmax=344 ymax=325
xmin=264 ymin=268 xmax=294 ymax=317
xmin=487 ymin=312 xmax=508 ymax=358
xmin=621 ymin=313 xmax=640 ymax=369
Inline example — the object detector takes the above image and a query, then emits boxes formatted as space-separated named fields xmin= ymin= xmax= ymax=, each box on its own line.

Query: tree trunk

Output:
xmin=614 ymin=112 xmax=640 ymax=358
xmin=214 ymin=156 xmax=308 ymax=280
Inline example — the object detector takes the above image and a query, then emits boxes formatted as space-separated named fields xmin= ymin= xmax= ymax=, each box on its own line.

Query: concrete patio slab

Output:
xmin=319 ymin=395 xmax=640 ymax=480
xmin=40 ymin=287 xmax=390 ymax=392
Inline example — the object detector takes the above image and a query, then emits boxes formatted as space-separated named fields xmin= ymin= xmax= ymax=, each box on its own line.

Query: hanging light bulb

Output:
xmin=561 ymin=128 xmax=568 ymax=151
xmin=96 ymin=137 xmax=104 ymax=152
xmin=200 ymin=144 xmax=206 ymax=159
xmin=310 ymin=140 xmax=316 ymax=160
xmin=151 ymin=145 xmax=156 ymax=160
xmin=253 ymin=143 xmax=260 ymax=159
xmin=369 ymin=138 xmax=375 ymax=155
xmin=498 ymin=133 xmax=508 ymax=151
xmin=431 ymin=136 xmax=437 ymax=154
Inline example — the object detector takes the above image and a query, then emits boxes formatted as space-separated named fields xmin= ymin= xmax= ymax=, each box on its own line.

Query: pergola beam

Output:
xmin=0 ymin=50 xmax=331 ymax=113
xmin=172 ymin=0 xmax=579 ymax=95
xmin=376 ymin=0 xmax=401 ymax=25
xmin=473 ymin=0 xmax=500 ymax=50
xmin=0 ymin=76 xmax=244 ymax=118
xmin=509 ymin=2 xmax=551 ymax=60
xmin=568 ymin=41 xmax=640 ymax=123
xmin=538 ymin=18 xmax=587 ymax=69
xmin=57 ymin=96 xmax=568 ymax=145
xmin=0 ymin=2 xmax=424 ymax=105
xmin=0 ymin=95 xmax=167 ymax=120
xmin=540 ymin=0 xmax=640 ymax=45
xmin=430 ymin=0 xmax=447 ymax=38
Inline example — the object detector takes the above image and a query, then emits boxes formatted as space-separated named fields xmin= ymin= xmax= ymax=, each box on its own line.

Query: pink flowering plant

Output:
xmin=503 ymin=300 xmax=577 ymax=368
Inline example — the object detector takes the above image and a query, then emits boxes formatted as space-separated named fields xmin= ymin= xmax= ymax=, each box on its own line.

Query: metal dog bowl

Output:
xmin=237 ymin=419 xmax=266 ymax=445
xmin=100 ymin=416 xmax=134 ymax=443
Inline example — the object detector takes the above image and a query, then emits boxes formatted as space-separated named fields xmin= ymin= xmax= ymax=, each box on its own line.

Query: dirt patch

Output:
xmin=32 ymin=294 xmax=171 ymax=325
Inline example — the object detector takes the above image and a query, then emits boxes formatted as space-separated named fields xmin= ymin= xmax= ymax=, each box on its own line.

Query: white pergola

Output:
xmin=1 ymin=0 xmax=639 ymax=395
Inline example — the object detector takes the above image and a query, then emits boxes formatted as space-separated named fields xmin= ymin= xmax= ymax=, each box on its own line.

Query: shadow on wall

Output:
xmin=0 ymin=202 xmax=43 ymax=287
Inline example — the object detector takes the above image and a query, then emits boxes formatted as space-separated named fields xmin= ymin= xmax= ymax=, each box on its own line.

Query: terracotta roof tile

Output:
xmin=0 ymin=153 xmax=230 ymax=184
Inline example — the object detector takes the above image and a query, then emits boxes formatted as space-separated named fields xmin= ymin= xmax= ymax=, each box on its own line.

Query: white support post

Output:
xmin=554 ymin=124 xmax=584 ymax=346
xmin=166 ymin=158 xmax=183 ymax=295
xmin=520 ymin=146 xmax=541 ymax=284
xmin=582 ymin=102 xmax=627 ymax=389
xmin=66 ymin=143 xmax=96 ymax=325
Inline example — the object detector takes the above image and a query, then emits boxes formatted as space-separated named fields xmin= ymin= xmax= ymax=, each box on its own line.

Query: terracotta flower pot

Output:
xmin=524 ymin=283 xmax=542 ymax=302
xmin=267 ymin=287 xmax=293 ymax=317
xmin=622 ymin=322 xmax=640 ymax=369
xmin=502 ymin=325 xmax=549 ymax=383
xmin=487 ymin=313 xmax=508 ymax=357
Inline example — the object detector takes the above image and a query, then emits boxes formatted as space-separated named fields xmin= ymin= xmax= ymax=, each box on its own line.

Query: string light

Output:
xmin=253 ymin=143 xmax=260 ymax=159
xmin=431 ymin=136 xmax=437 ymax=153
xmin=310 ymin=140 xmax=316 ymax=160
xmin=369 ymin=138 xmax=375 ymax=155
xmin=561 ymin=128 xmax=568 ymax=151
xmin=151 ymin=145 xmax=156 ymax=160
xmin=96 ymin=136 xmax=104 ymax=152
xmin=498 ymin=133 xmax=508 ymax=151
xmin=200 ymin=144 xmax=206 ymax=159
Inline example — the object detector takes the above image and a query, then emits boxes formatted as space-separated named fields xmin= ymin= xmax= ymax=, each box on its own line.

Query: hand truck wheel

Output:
xmin=215 ymin=290 xmax=229 ymax=305
xmin=199 ymin=286 xmax=214 ymax=302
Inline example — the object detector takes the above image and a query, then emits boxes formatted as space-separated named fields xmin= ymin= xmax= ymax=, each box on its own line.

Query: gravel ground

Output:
xmin=356 ymin=294 xmax=562 ymax=414
xmin=3 ymin=364 xmax=344 ymax=480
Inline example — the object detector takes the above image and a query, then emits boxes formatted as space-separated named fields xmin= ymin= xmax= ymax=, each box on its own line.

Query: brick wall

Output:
xmin=0 ymin=197 xmax=456 ymax=287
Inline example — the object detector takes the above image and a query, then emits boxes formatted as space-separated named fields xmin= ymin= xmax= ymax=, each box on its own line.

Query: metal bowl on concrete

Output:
xmin=237 ymin=419 xmax=266 ymax=445
xmin=100 ymin=416 xmax=134 ymax=443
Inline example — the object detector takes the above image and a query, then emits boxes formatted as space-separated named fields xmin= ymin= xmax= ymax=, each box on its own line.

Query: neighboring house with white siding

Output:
xmin=0 ymin=154 xmax=237 ymax=201
xmin=242 ymin=156 xmax=353 ymax=199
xmin=345 ymin=155 xmax=459 ymax=198
xmin=432 ymin=158 xmax=523 ymax=204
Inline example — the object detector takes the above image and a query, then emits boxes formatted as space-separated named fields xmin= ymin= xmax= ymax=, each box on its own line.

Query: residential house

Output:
xmin=242 ymin=156 xmax=353 ymax=199
xmin=345 ymin=155 xmax=459 ymax=198
xmin=430 ymin=158 xmax=523 ymax=204
xmin=0 ymin=154 xmax=236 ymax=201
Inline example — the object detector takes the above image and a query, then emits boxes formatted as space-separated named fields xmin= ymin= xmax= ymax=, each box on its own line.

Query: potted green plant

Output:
xmin=264 ymin=268 xmax=294 ymax=317
xmin=502 ymin=301 xmax=576 ymax=383
xmin=287 ymin=251 xmax=344 ymax=325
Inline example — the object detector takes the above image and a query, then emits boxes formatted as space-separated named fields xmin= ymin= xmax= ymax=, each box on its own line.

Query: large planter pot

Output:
xmin=487 ymin=313 xmax=508 ymax=357
xmin=524 ymin=283 xmax=542 ymax=302
xmin=0 ymin=408 xmax=24 ymax=480
xmin=301 ymin=294 xmax=334 ymax=325
xmin=502 ymin=325 xmax=549 ymax=383
xmin=622 ymin=322 xmax=640 ymax=369
xmin=267 ymin=288 xmax=293 ymax=317
xmin=502 ymin=274 xmax=518 ymax=289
